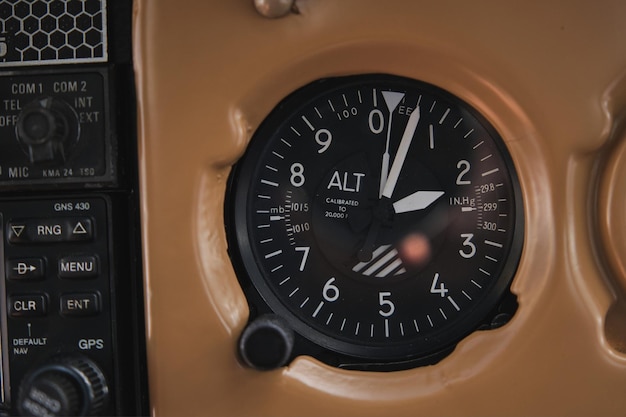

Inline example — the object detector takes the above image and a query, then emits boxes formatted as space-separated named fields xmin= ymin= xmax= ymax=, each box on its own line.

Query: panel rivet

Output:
xmin=254 ymin=0 xmax=296 ymax=19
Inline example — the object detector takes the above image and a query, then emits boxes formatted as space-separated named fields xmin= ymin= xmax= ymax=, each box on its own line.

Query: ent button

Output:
xmin=60 ymin=293 xmax=100 ymax=316
xmin=7 ymin=217 xmax=93 ymax=244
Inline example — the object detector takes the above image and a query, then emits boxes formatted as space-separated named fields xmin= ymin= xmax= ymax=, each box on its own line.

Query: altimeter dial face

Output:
xmin=228 ymin=74 xmax=524 ymax=362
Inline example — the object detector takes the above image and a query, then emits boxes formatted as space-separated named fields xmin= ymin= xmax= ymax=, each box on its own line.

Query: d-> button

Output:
xmin=6 ymin=258 xmax=45 ymax=281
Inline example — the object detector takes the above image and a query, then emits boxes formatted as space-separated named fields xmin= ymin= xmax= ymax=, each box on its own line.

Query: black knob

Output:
xmin=239 ymin=314 xmax=295 ymax=370
xmin=17 ymin=356 xmax=108 ymax=417
xmin=16 ymin=97 xmax=80 ymax=164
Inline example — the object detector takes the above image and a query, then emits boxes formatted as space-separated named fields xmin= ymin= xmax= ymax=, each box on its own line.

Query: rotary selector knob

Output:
xmin=16 ymin=97 xmax=80 ymax=164
xmin=17 ymin=356 xmax=109 ymax=417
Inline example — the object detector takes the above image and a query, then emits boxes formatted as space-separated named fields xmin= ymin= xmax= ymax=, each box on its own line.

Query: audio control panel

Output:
xmin=0 ymin=1 xmax=146 ymax=415
xmin=0 ymin=71 xmax=113 ymax=185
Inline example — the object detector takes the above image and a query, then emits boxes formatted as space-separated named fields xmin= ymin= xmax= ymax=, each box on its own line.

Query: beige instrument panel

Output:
xmin=133 ymin=0 xmax=626 ymax=415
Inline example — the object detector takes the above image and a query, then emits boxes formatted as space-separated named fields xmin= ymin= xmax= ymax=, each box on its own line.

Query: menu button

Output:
xmin=58 ymin=255 xmax=99 ymax=279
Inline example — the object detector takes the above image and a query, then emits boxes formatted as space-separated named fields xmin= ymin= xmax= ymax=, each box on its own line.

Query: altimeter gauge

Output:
xmin=227 ymin=74 xmax=524 ymax=370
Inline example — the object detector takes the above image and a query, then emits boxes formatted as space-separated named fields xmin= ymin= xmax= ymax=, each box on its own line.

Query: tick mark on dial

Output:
xmin=439 ymin=108 xmax=450 ymax=124
xmin=312 ymin=301 xmax=324 ymax=318
xmin=302 ymin=115 xmax=315 ymax=131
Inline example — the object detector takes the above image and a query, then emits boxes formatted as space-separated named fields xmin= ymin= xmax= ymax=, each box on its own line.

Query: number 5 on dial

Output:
xmin=379 ymin=292 xmax=395 ymax=317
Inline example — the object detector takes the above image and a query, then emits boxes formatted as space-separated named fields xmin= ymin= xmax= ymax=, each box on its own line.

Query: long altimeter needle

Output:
xmin=379 ymin=91 xmax=405 ymax=197
xmin=382 ymin=105 xmax=421 ymax=199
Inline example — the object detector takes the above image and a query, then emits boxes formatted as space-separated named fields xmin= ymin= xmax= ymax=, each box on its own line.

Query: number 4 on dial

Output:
xmin=430 ymin=273 xmax=449 ymax=297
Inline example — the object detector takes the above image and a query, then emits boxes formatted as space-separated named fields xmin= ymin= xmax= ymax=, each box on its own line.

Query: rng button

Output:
xmin=7 ymin=217 xmax=93 ymax=244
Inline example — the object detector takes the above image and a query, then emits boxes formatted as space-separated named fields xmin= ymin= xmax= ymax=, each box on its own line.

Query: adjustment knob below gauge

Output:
xmin=16 ymin=97 xmax=80 ymax=164
xmin=17 ymin=355 xmax=109 ymax=417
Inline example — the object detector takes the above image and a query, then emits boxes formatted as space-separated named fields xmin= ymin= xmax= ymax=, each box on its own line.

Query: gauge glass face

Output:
xmin=229 ymin=74 xmax=524 ymax=362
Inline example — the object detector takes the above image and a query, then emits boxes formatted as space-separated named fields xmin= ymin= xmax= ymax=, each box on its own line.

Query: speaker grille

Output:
xmin=0 ymin=0 xmax=107 ymax=67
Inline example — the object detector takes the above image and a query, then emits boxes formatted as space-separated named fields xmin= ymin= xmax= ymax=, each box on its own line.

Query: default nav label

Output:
xmin=13 ymin=338 xmax=47 ymax=346
xmin=12 ymin=338 xmax=48 ymax=355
